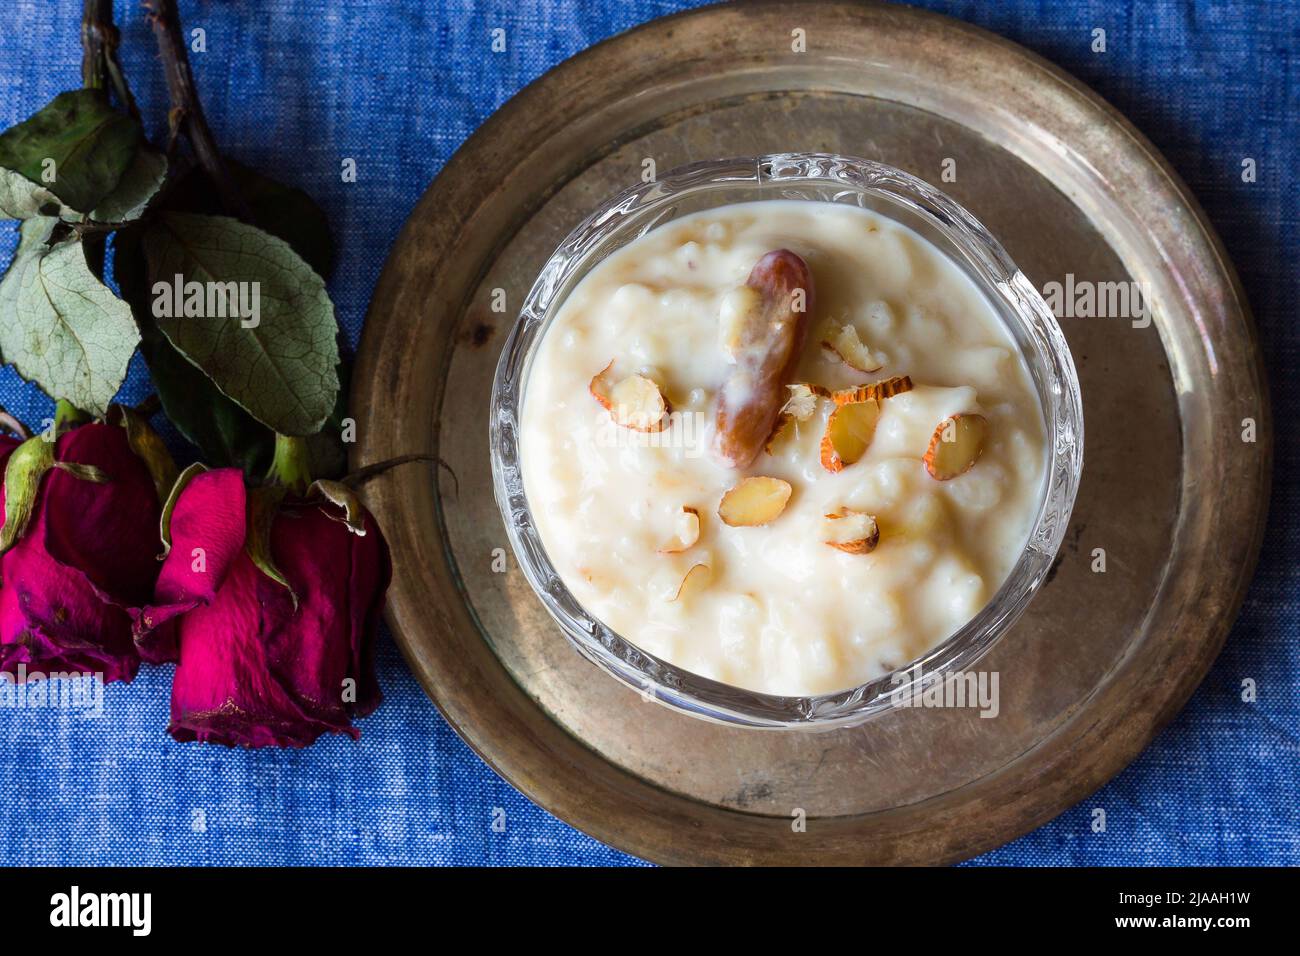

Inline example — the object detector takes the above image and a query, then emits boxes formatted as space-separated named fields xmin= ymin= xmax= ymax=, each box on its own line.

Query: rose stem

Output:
xmin=81 ymin=0 xmax=140 ymax=122
xmin=143 ymin=0 xmax=252 ymax=221
xmin=79 ymin=0 xmax=134 ymax=278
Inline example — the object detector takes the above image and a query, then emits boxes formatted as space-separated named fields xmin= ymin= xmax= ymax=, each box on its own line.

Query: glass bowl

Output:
xmin=489 ymin=153 xmax=1083 ymax=729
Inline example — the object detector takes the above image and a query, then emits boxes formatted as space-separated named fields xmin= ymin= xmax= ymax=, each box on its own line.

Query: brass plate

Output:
xmin=353 ymin=2 xmax=1269 ymax=864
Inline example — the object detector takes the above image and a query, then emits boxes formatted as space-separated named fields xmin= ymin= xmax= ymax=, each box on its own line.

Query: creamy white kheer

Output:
xmin=519 ymin=201 xmax=1046 ymax=696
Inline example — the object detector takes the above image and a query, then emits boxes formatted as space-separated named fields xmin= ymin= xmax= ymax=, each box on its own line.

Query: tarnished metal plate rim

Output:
xmin=353 ymin=2 xmax=1269 ymax=865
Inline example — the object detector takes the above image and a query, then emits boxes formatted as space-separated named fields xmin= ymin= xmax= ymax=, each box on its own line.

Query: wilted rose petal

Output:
xmin=0 ymin=513 xmax=139 ymax=682
xmin=269 ymin=499 xmax=388 ymax=720
xmin=43 ymin=423 xmax=161 ymax=608
xmin=141 ymin=476 xmax=390 ymax=748
xmin=0 ymin=424 xmax=161 ymax=683
xmin=133 ymin=467 xmax=247 ymax=663
xmin=167 ymin=552 xmax=339 ymax=747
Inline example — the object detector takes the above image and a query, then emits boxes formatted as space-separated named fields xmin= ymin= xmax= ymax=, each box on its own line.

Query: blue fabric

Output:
xmin=0 ymin=0 xmax=1294 ymax=866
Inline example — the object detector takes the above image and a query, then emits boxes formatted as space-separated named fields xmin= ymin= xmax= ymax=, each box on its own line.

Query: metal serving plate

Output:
xmin=352 ymin=2 xmax=1269 ymax=864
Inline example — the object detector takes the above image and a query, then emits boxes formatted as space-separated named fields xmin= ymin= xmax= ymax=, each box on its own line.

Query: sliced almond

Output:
xmin=831 ymin=374 xmax=914 ymax=406
xmin=589 ymin=361 xmax=670 ymax=432
xmin=658 ymin=506 xmax=701 ymax=553
xmin=781 ymin=383 xmax=828 ymax=421
xmin=821 ymin=323 xmax=884 ymax=372
xmin=871 ymin=374 xmax=914 ymax=400
xmin=822 ymin=508 xmax=880 ymax=554
xmin=819 ymin=398 xmax=882 ymax=472
xmin=670 ymin=563 xmax=712 ymax=602
xmin=589 ymin=360 xmax=617 ymax=400
xmin=765 ymin=383 xmax=831 ymax=456
xmin=923 ymin=413 xmax=988 ymax=480
xmin=718 ymin=476 xmax=793 ymax=527
xmin=609 ymin=375 xmax=669 ymax=430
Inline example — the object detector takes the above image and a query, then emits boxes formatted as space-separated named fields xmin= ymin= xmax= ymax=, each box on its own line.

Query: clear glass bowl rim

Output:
xmin=489 ymin=152 xmax=1084 ymax=729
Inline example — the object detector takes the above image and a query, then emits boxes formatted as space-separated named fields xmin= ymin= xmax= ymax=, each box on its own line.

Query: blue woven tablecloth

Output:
xmin=0 ymin=0 xmax=1294 ymax=866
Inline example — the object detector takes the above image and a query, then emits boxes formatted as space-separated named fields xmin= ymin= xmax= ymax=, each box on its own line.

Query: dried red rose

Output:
xmin=138 ymin=467 xmax=389 ymax=747
xmin=0 ymin=422 xmax=165 ymax=683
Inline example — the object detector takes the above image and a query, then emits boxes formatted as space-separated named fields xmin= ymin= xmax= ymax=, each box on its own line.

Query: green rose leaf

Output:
xmin=0 ymin=90 xmax=140 ymax=215
xmin=112 ymin=166 xmax=337 ymax=474
xmin=141 ymin=212 xmax=340 ymax=437
xmin=142 ymin=317 xmax=277 ymax=473
xmin=88 ymin=146 xmax=166 ymax=224
xmin=2 ymin=146 xmax=164 ymax=224
xmin=164 ymin=161 xmax=335 ymax=278
xmin=127 ymin=161 xmax=340 ymax=470
xmin=114 ymin=228 xmax=275 ymax=477
xmin=0 ymin=217 xmax=140 ymax=416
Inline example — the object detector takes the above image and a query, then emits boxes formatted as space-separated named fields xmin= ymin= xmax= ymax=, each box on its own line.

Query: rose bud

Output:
xmin=139 ymin=439 xmax=390 ymax=748
xmin=0 ymin=405 xmax=174 ymax=683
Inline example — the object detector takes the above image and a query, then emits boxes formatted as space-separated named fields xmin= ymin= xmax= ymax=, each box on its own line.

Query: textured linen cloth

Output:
xmin=0 ymin=0 xmax=1294 ymax=866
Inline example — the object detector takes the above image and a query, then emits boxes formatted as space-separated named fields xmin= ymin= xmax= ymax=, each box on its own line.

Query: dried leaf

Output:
xmin=0 ymin=435 xmax=54 ymax=555
xmin=88 ymin=147 xmax=166 ymax=224
xmin=0 ymin=166 xmax=64 ymax=220
xmin=0 ymin=90 xmax=139 ymax=214
xmin=309 ymin=479 xmax=367 ymax=536
xmin=0 ymin=218 xmax=139 ymax=415
xmin=109 ymin=403 xmax=179 ymax=504
xmin=142 ymin=212 xmax=340 ymax=436
xmin=52 ymin=460 xmax=110 ymax=482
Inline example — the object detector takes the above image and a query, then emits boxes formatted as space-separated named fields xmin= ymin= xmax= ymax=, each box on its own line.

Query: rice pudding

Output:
xmin=518 ymin=200 xmax=1047 ymax=696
